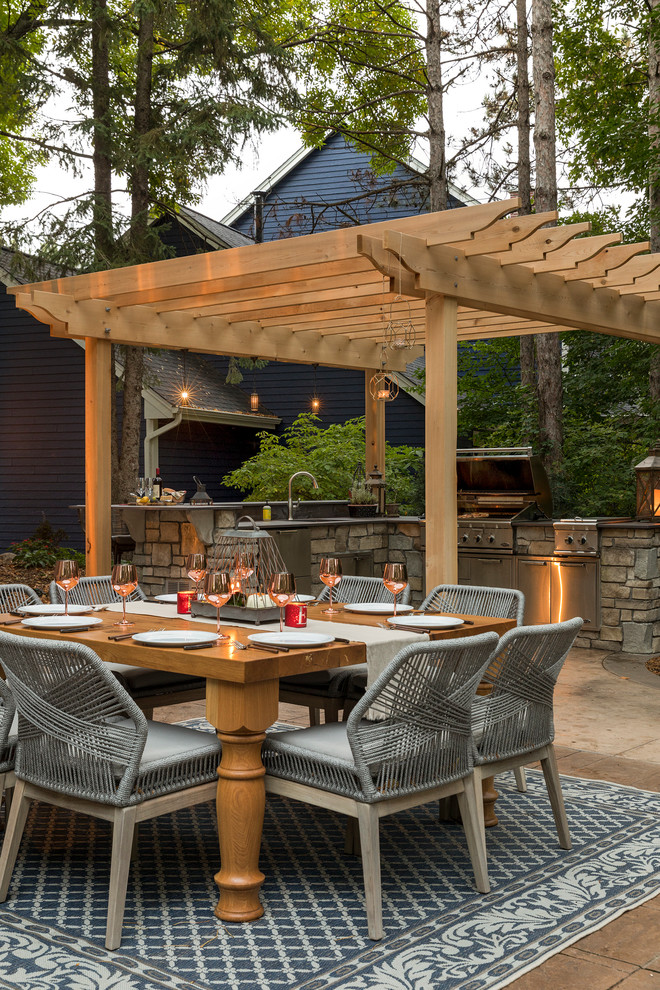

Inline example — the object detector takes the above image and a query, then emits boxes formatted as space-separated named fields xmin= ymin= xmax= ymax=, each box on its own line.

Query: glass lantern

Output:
xmin=635 ymin=441 xmax=660 ymax=520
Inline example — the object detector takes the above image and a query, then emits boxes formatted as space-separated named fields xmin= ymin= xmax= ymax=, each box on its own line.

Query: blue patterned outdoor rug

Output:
xmin=0 ymin=723 xmax=660 ymax=990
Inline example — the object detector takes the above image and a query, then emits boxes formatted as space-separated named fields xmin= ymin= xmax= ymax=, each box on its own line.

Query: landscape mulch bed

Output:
xmin=0 ymin=563 xmax=65 ymax=602
xmin=646 ymin=656 xmax=660 ymax=676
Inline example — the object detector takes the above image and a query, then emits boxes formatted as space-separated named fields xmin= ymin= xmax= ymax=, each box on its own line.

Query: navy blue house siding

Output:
xmin=231 ymin=132 xmax=463 ymax=241
xmin=0 ymin=283 xmax=86 ymax=549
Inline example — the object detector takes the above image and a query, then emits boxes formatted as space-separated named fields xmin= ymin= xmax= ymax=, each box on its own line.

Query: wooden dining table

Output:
xmin=0 ymin=604 xmax=514 ymax=924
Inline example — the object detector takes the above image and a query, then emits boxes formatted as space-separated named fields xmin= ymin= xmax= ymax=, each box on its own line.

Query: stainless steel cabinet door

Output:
xmin=515 ymin=557 xmax=551 ymax=624
xmin=459 ymin=555 xmax=514 ymax=589
xmin=550 ymin=558 xmax=600 ymax=629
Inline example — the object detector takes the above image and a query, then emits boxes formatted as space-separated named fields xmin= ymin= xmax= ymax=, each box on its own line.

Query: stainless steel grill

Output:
xmin=455 ymin=449 xmax=599 ymax=631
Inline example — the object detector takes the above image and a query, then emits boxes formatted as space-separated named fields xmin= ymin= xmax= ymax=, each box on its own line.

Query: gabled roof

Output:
xmin=118 ymin=348 xmax=280 ymax=428
xmin=0 ymin=248 xmax=74 ymax=286
xmin=160 ymin=205 xmax=253 ymax=250
xmin=221 ymin=136 xmax=480 ymax=228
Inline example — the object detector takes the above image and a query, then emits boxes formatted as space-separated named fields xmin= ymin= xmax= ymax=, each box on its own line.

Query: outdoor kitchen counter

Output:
xmin=105 ymin=503 xmax=426 ymax=603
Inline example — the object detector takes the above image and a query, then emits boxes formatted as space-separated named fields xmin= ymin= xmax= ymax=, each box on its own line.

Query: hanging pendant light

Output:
xmin=368 ymin=344 xmax=399 ymax=403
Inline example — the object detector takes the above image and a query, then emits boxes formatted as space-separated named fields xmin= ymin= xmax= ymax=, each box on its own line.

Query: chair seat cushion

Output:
xmin=280 ymin=664 xmax=368 ymax=699
xmin=268 ymin=722 xmax=356 ymax=763
xmin=106 ymin=663 xmax=206 ymax=699
xmin=114 ymin=718 xmax=221 ymax=771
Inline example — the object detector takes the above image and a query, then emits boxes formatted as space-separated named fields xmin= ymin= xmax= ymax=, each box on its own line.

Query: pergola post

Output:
xmin=365 ymin=370 xmax=386 ymax=481
xmin=425 ymin=293 xmax=458 ymax=588
xmin=85 ymin=337 xmax=112 ymax=575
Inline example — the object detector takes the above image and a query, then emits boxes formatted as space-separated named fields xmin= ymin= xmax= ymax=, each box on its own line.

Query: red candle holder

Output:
xmin=285 ymin=602 xmax=307 ymax=628
xmin=177 ymin=590 xmax=197 ymax=614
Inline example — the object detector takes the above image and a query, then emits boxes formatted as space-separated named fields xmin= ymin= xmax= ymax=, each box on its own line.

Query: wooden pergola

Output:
xmin=12 ymin=196 xmax=660 ymax=584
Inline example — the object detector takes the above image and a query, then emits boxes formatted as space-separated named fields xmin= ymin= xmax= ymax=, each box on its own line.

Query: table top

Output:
xmin=0 ymin=611 xmax=366 ymax=685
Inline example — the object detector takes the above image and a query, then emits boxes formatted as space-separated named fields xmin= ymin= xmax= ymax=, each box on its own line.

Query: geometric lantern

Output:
xmin=368 ymin=371 xmax=399 ymax=402
xmin=200 ymin=515 xmax=289 ymax=623
xmin=635 ymin=441 xmax=660 ymax=520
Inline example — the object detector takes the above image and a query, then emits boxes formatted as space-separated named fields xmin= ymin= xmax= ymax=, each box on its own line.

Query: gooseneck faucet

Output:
xmin=288 ymin=471 xmax=319 ymax=520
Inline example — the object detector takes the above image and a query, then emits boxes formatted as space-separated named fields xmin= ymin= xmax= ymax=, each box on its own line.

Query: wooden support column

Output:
xmin=365 ymin=370 xmax=386 ymax=478
xmin=85 ymin=337 xmax=112 ymax=575
xmin=425 ymin=293 xmax=458 ymax=588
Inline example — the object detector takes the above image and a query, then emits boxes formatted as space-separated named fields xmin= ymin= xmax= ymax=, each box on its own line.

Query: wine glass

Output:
xmin=319 ymin=557 xmax=342 ymax=615
xmin=111 ymin=563 xmax=138 ymax=626
xmin=203 ymin=571 xmax=232 ymax=641
xmin=54 ymin=559 xmax=80 ymax=617
xmin=186 ymin=553 xmax=207 ymax=600
xmin=383 ymin=562 xmax=408 ymax=617
xmin=268 ymin=572 xmax=296 ymax=632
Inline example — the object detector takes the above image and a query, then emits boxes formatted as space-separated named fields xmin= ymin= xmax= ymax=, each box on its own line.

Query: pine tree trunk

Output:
xmin=516 ymin=0 xmax=532 ymax=216
xmin=113 ymin=8 xmax=154 ymax=503
xmin=649 ymin=0 xmax=660 ymax=400
xmin=531 ymin=0 xmax=563 ymax=467
xmin=516 ymin=0 xmax=536 ymax=396
xmin=426 ymin=0 xmax=447 ymax=213
xmin=91 ymin=0 xmax=113 ymax=268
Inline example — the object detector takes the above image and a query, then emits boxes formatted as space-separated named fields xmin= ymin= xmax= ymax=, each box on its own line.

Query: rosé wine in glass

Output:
xmin=111 ymin=563 xmax=138 ymax=626
xmin=54 ymin=560 xmax=80 ymax=617
xmin=186 ymin=553 xmax=207 ymax=600
xmin=319 ymin=557 xmax=342 ymax=615
xmin=268 ymin=572 xmax=296 ymax=632
xmin=383 ymin=563 xmax=408 ymax=617
xmin=203 ymin=571 xmax=232 ymax=641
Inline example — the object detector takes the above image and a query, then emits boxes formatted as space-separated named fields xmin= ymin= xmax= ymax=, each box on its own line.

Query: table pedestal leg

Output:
xmin=482 ymin=775 xmax=499 ymax=828
xmin=206 ymin=678 xmax=279 ymax=923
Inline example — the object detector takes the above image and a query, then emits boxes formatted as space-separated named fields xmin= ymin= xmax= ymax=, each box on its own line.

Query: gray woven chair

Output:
xmin=0 ymin=583 xmax=41 ymax=612
xmin=280 ymin=575 xmax=411 ymax=726
xmin=50 ymin=575 xmax=205 ymax=717
xmin=49 ymin=575 xmax=147 ymax=607
xmin=421 ymin=584 xmax=525 ymax=625
xmin=0 ymin=632 xmax=221 ymax=950
xmin=419 ymin=583 xmax=527 ymax=793
xmin=265 ymin=631 xmax=499 ymax=940
xmin=316 ymin=575 xmax=412 ymax=607
xmin=471 ymin=617 xmax=583 ymax=855
xmin=0 ymin=678 xmax=17 ymax=816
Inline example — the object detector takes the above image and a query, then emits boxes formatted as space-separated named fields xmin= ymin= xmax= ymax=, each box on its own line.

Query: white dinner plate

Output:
xmin=153 ymin=594 xmax=180 ymax=603
xmin=17 ymin=603 xmax=93 ymax=616
xmin=21 ymin=615 xmax=103 ymax=629
xmin=248 ymin=631 xmax=335 ymax=648
xmin=343 ymin=603 xmax=414 ymax=616
xmin=387 ymin=615 xmax=465 ymax=629
xmin=132 ymin=630 xmax=217 ymax=647
xmin=293 ymin=594 xmax=315 ymax=603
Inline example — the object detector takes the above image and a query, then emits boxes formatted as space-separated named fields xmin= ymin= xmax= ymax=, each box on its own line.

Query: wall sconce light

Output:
xmin=176 ymin=350 xmax=193 ymax=406
xmin=250 ymin=363 xmax=259 ymax=411
xmin=310 ymin=363 xmax=321 ymax=412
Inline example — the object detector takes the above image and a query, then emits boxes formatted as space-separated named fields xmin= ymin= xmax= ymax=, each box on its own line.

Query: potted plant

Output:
xmin=347 ymin=483 xmax=378 ymax=517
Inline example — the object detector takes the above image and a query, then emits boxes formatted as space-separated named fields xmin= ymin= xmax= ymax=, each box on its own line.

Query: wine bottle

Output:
xmin=152 ymin=468 xmax=163 ymax=498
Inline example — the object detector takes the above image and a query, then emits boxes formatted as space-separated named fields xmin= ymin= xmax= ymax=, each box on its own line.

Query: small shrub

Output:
xmin=9 ymin=538 xmax=60 ymax=568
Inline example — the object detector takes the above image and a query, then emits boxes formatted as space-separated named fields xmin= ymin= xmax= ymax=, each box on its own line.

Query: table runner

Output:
xmin=109 ymin=601 xmax=427 ymax=685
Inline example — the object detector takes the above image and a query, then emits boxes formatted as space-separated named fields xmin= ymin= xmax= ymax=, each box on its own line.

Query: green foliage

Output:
xmin=8 ymin=538 xmax=85 ymax=569
xmin=7 ymin=516 xmax=85 ymax=569
xmin=223 ymin=413 xmax=425 ymax=514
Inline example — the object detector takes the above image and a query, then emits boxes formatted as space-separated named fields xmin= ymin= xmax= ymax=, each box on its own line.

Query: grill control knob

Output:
xmin=461 ymin=534 xmax=469 ymax=542
xmin=475 ymin=534 xmax=482 ymax=542
xmin=565 ymin=536 xmax=574 ymax=544
xmin=579 ymin=536 xmax=588 ymax=545
xmin=488 ymin=535 xmax=495 ymax=543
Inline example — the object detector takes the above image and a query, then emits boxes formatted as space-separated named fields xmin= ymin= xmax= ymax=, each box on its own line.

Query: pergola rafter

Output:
xmin=11 ymin=197 xmax=660 ymax=582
